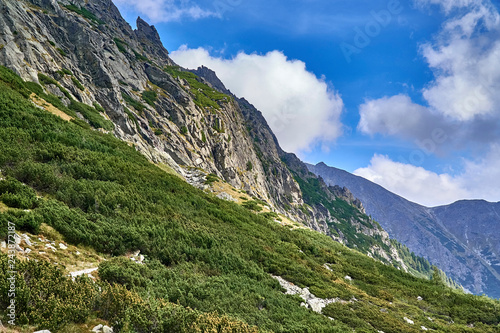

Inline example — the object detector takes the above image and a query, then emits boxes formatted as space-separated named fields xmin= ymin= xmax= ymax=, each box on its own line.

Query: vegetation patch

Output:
xmin=141 ymin=90 xmax=157 ymax=106
xmin=242 ymin=200 xmax=263 ymax=212
xmin=133 ymin=50 xmax=150 ymax=63
xmin=64 ymin=4 xmax=105 ymax=25
xmin=164 ymin=65 xmax=230 ymax=109
xmin=71 ymin=76 xmax=85 ymax=90
xmin=122 ymin=92 xmax=146 ymax=114
xmin=212 ymin=118 xmax=225 ymax=133
xmin=113 ymin=38 xmax=128 ymax=54
xmin=38 ymin=73 xmax=72 ymax=100
xmin=204 ymin=173 xmax=220 ymax=185
xmin=56 ymin=47 xmax=67 ymax=57
xmin=68 ymin=101 xmax=114 ymax=131
xmin=123 ymin=106 xmax=140 ymax=130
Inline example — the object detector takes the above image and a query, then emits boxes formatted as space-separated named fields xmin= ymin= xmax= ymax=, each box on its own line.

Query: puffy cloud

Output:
xmin=354 ymin=148 xmax=500 ymax=206
xmin=354 ymin=154 xmax=468 ymax=206
xmin=112 ymin=0 xmax=219 ymax=23
xmin=358 ymin=94 xmax=447 ymax=138
xmin=421 ymin=3 xmax=500 ymax=121
xmin=170 ymin=46 xmax=344 ymax=153
xmin=358 ymin=1 xmax=500 ymax=148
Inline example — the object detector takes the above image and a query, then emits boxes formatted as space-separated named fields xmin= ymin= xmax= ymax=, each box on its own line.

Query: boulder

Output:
xmin=103 ymin=325 xmax=113 ymax=333
xmin=92 ymin=324 xmax=103 ymax=332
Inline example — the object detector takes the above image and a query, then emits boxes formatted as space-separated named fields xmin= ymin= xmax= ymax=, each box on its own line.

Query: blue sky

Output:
xmin=113 ymin=0 xmax=500 ymax=206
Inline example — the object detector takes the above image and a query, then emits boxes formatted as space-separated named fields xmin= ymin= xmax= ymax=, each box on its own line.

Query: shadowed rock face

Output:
xmin=135 ymin=17 xmax=169 ymax=60
xmin=0 ymin=0 xmax=423 ymax=274
xmin=307 ymin=162 xmax=500 ymax=298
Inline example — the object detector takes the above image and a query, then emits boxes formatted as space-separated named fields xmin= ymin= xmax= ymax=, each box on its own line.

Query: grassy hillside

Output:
xmin=0 ymin=66 xmax=499 ymax=332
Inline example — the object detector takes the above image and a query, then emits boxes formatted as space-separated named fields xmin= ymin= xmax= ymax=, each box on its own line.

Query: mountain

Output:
xmin=0 ymin=0 xmax=390 ymax=253
xmin=0 ymin=0 xmax=499 ymax=332
xmin=307 ymin=162 xmax=500 ymax=298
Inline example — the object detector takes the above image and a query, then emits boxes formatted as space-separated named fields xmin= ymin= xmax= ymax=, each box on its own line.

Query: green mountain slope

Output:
xmin=1 ymin=0 xmax=445 ymax=285
xmin=0 ymin=67 xmax=499 ymax=332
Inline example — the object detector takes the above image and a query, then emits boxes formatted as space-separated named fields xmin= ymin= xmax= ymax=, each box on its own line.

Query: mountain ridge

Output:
xmin=307 ymin=161 xmax=500 ymax=298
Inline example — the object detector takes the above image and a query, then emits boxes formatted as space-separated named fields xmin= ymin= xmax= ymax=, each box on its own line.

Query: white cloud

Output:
xmin=170 ymin=46 xmax=344 ymax=153
xmin=358 ymin=94 xmax=440 ymax=137
xmin=354 ymin=149 xmax=500 ymax=206
xmin=113 ymin=0 xmax=219 ymax=23
xmin=354 ymin=154 xmax=468 ymax=206
xmin=359 ymin=0 xmax=500 ymax=137
xmin=420 ymin=3 xmax=500 ymax=121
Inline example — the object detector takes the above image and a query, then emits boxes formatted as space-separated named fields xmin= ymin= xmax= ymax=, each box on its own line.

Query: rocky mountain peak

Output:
xmin=329 ymin=185 xmax=365 ymax=213
xmin=135 ymin=16 xmax=169 ymax=59
xmin=190 ymin=66 xmax=231 ymax=95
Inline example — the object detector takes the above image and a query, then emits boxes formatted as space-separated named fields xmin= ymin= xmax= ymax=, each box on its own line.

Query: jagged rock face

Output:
xmin=1 ymin=0 xmax=416 ymax=272
xmin=307 ymin=162 xmax=500 ymax=298
xmin=135 ymin=17 xmax=169 ymax=60
xmin=0 ymin=0 xmax=302 ymax=211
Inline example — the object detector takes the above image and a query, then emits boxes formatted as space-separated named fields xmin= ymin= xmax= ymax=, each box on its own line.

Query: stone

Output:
xmin=59 ymin=243 xmax=68 ymax=250
xmin=216 ymin=192 xmax=236 ymax=202
xmin=272 ymin=275 xmax=340 ymax=314
xmin=344 ymin=275 xmax=352 ymax=281
xmin=70 ymin=267 xmax=98 ymax=279
xmin=25 ymin=248 xmax=32 ymax=254
xmin=24 ymin=238 xmax=33 ymax=247
xmin=404 ymin=317 xmax=414 ymax=325
xmin=417 ymin=296 xmax=423 ymax=301
xmin=102 ymin=325 xmax=113 ymax=333
xmin=34 ymin=331 xmax=51 ymax=333
xmin=92 ymin=324 xmax=103 ymax=332
xmin=421 ymin=326 xmax=428 ymax=331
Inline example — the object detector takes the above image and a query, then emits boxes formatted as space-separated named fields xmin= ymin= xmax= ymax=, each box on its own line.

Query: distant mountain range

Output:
xmin=307 ymin=162 xmax=500 ymax=298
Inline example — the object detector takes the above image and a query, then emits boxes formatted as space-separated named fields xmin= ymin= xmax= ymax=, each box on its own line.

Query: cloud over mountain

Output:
xmin=171 ymin=46 xmax=344 ymax=153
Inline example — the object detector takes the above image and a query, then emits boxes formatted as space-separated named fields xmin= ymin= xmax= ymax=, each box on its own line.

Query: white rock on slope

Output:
xmin=272 ymin=275 xmax=341 ymax=313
